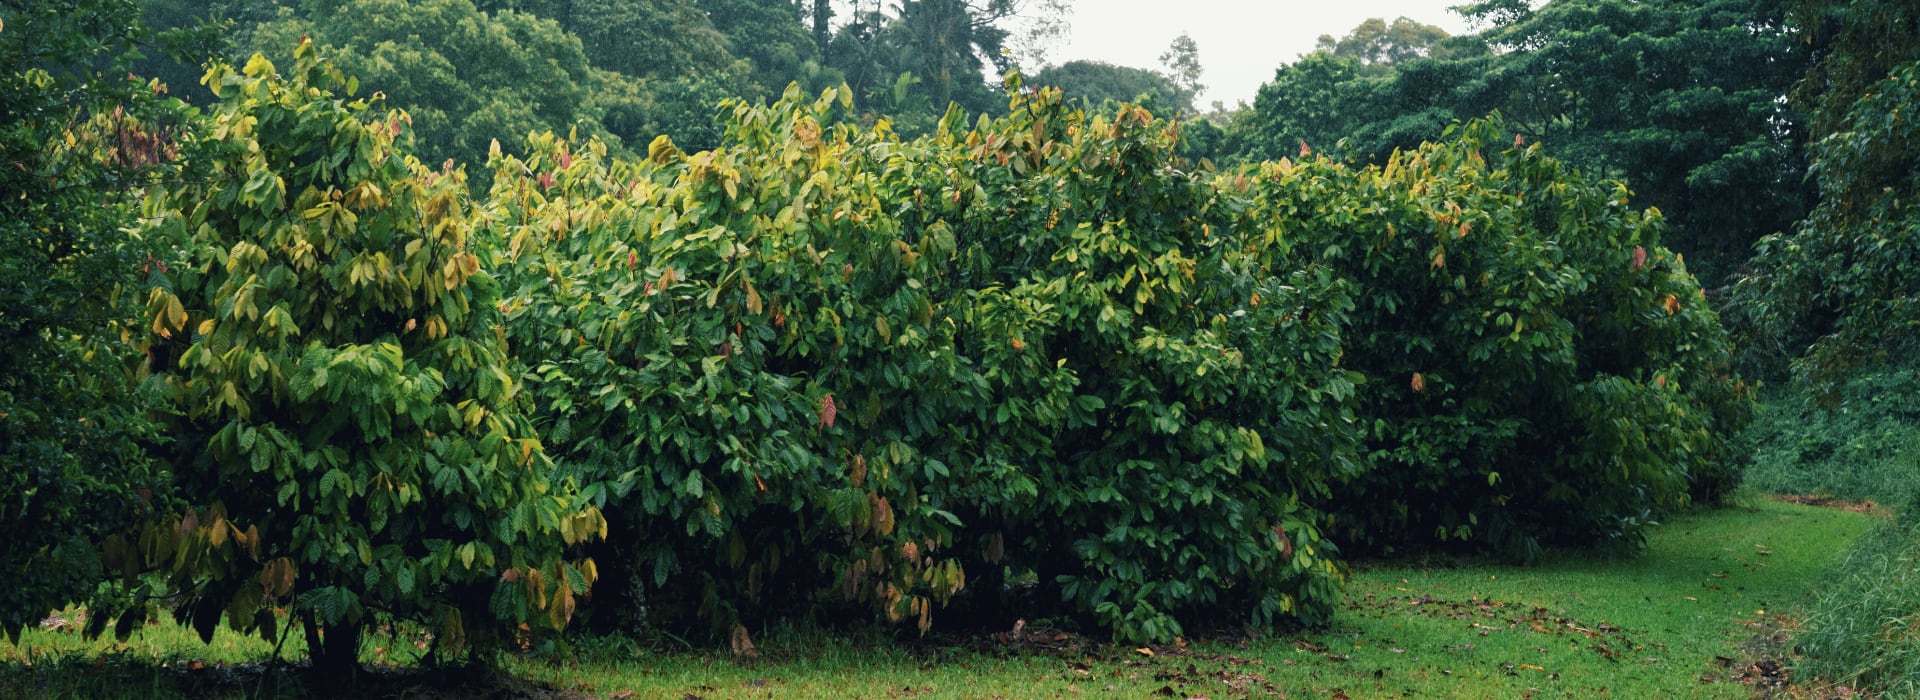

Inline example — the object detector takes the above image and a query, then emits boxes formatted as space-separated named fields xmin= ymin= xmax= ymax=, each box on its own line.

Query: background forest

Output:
xmin=5 ymin=0 xmax=1920 ymax=695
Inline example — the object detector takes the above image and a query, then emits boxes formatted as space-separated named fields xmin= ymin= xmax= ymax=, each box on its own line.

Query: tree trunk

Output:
xmin=811 ymin=0 xmax=833 ymax=53
xmin=302 ymin=610 xmax=363 ymax=685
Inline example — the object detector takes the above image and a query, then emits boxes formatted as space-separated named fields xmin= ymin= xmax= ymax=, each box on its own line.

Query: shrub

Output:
xmin=129 ymin=44 xmax=602 ymax=675
xmin=486 ymin=85 xmax=1360 ymax=643
xmin=1232 ymin=120 xmax=1752 ymax=558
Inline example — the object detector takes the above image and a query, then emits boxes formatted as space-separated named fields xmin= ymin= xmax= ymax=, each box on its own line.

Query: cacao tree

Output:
xmin=1233 ymin=119 xmax=1750 ymax=558
xmin=130 ymin=43 xmax=602 ymax=676
xmin=485 ymin=84 xmax=1361 ymax=644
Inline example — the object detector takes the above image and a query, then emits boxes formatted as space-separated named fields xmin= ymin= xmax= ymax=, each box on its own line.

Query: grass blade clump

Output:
xmin=1795 ymin=506 xmax=1920 ymax=695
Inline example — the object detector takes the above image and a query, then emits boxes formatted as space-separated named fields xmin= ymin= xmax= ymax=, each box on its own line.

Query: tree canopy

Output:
xmin=1226 ymin=0 xmax=1814 ymax=286
xmin=1727 ymin=0 xmax=1920 ymax=386
xmin=1027 ymin=60 xmax=1180 ymax=111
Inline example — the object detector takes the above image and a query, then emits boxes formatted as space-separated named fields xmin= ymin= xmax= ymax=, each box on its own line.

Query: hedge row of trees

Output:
xmin=3 ymin=27 xmax=1753 ymax=675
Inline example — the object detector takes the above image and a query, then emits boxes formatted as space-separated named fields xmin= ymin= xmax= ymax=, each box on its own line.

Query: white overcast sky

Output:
xmin=1043 ymin=1 xmax=1475 ymax=108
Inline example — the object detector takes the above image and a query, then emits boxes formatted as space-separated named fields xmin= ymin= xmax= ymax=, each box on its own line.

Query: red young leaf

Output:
xmin=820 ymin=394 xmax=837 ymax=429
xmin=1632 ymin=246 xmax=1647 ymax=271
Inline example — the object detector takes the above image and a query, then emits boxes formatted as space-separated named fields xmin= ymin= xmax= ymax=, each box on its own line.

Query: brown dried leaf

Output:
xmin=729 ymin=624 xmax=758 ymax=658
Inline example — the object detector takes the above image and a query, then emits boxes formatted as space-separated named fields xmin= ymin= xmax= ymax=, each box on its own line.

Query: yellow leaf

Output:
xmin=647 ymin=135 xmax=679 ymax=163
xmin=549 ymin=581 xmax=575 ymax=630
xmin=1136 ymin=647 xmax=1155 ymax=657
xmin=166 ymin=294 xmax=187 ymax=331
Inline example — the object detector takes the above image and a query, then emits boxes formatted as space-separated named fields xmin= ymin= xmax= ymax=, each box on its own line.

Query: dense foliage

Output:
xmin=128 ymin=44 xmax=602 ymax=674
xmin=1027 ymin=60 xmax=1181 ymax=112
xmin=240 ymin=0 xmax=654 ymax=181
xmin=1742 ymin=362 xmax=1920 ymax=505
xmin=1235 ymin=121 xmax=1751 ymax=556
xmin=22 ymin=0 xmax=1902 ymax=669
xmin=0 ymin=0 xmax=176 ymax=643
xmin=132 ymin=0 xmax=1065 ymax=153
xmin=1225 ymin=0 xmax=1814 ymax=286
xmin=1728 ymin=0 xmax=1920 ymax=387
xmin=486 ymin=86 xmax=1359 ymax=643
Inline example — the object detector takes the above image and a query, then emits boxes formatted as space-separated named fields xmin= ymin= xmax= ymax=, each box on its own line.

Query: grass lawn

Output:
xmin=1 ymin=496 xmax=1875 ymax=698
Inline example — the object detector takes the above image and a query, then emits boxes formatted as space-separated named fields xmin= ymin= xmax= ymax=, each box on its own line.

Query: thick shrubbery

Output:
xmin=1232 ymin=122 xmax=1751 ymax=558
xmin=483 ymin=82 xmax=1750 ymax=641
xmin=486 ymin=86 xmax=1360 ymax=643
xmin=8 ymin=40 xmax=1757 ymax=656
xmin=0 ymin=0 xmax=178 ymax=643
xmin=129 ymin=44 xmax=603 ymax=674
xmin=1742 ymin=362 xmax=1920 ymax=506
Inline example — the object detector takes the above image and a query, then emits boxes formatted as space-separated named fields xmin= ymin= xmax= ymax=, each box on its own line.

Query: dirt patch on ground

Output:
xmin=1767 ymin=494 xmax=1886 ymax=516
xmin=1708 ymin=613 xmax=1873 ymax=699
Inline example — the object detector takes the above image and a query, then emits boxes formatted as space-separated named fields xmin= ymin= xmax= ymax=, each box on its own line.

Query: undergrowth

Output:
xmin=1741 ymin=361 xmax=1920 ymax=505
xmin=1742 ymin=359 xmax=1920 ymax=696
xmin=1794 ymin=510 xmax=1920 ymax=697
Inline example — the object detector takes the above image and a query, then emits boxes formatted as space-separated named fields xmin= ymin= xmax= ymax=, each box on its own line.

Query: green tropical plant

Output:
xmin=1233 ymin=118 xmax=1751 ymax=558
xmin=484 ymin=84 xmax=1361 ymax=644
xmin=1728 ymin=0 xmax=1920 ymax=388
xmin=0 ymin=0 xmax=179 ymax=643
xmin=129 ymin=43 xmax=602 ymax=677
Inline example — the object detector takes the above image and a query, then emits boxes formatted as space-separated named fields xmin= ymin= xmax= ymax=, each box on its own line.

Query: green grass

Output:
xmin=519 ymin=496 xmax=1872 ymax=698
xmin=1793 ymin=512 xmax=1920 ymax=696
xmin=1737 ymin=362 xmax=1920 ymax=696
xmin=0 ymin=498 xmax=1873 ymax=698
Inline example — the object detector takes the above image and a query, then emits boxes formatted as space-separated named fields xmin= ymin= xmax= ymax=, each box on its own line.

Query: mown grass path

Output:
xmin=0 ymin=498 xmax=1873 ymax=698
